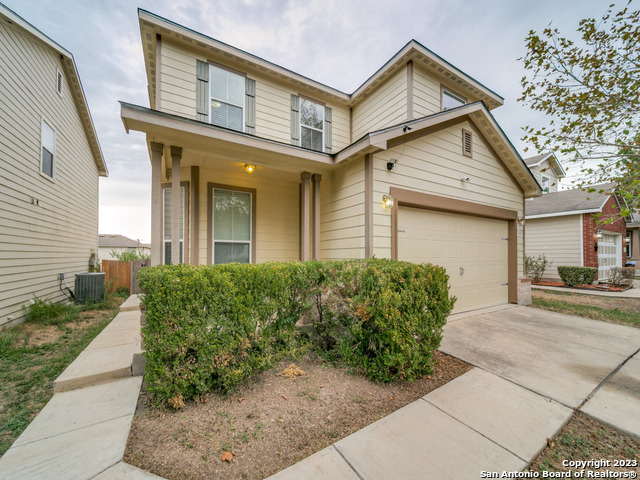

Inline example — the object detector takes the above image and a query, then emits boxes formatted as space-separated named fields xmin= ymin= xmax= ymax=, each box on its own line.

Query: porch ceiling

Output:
xmin=120 ymin=102 xmax=334 ymax=174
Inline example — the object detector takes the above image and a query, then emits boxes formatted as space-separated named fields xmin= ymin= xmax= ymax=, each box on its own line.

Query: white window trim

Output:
xmin=162 ymin=185 xmax=186 ymax=265
xmin=626 ymin=231 xmax=632 ymax=258
xmin=209 ymin=64 xmax=245 ymax=132
xmin=299 ymin=97 xmax=324 ymax=152
xmin=40 ymin=118 xmax=56 ymax=182
xmin=212 ymin=188 xmax=253 ymax=264
xmin=441 ymin=87 xmax=467 ymax=111
xmin=541 ymin=175 xmax=550 ymax=194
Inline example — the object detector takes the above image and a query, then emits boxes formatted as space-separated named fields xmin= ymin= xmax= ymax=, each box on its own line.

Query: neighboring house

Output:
xmin=525 ymin=183 xmax=627 ymax=282
xmin=626 ymin=211 xmax=640 ymax=267
xmin=120 ymin=9 xmax=540 ymax=314
xmin=523 ymin=152 xmax=566 ymax=194
xmin=99 ymin=234 xmax=150 ymax=261
xmin=0 ymin=4 xmax=108 ymax=328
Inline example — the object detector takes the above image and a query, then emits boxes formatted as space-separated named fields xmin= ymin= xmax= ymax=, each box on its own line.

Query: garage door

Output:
xmin=598 ymin=232 xmax=621 ymax=281
xmin=398 ymin=207 xmax=509 ymax=314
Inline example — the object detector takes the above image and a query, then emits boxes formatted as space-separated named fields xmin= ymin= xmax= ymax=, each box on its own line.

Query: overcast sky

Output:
xmin=4 ymin=0 xmax=612 ymax=243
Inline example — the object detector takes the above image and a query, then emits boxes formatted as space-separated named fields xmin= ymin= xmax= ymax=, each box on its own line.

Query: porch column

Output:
xmin=312 ymin=174 xmax=321 ymax=259
xmin=190 ymin=166 xmax=199 ymax=265
xmin=300 ymin=172 xmax=311 ymax=261
xmin=150 ymin=142 xmax=164 ymax=266
xmin=171 ymin=146 xmax=182 ymax=265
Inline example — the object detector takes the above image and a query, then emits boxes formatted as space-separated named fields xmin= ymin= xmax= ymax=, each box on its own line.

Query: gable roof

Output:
xmin=525 ymin=183 xmax=616 ymax=218
xmin=523 ymin=152 xmax=566 ymax=178
xmin=99 ymin=234 xmax=148 ymax=249
xmin=137 ymin=9 xmax=503 ymax=110
xmin=0 ymin=2 xmax=107 ymax=176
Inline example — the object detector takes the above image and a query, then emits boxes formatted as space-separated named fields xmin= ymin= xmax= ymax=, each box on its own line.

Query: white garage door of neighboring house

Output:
xmin=398 ymin=207 xmax=509 ymax=314
xmin=598 ymin=232 xmax=622 ymax=281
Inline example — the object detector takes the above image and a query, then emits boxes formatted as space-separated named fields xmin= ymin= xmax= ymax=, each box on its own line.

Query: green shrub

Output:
xmin=557 ymin=266 xmax=598 ymax=286
xmin=525 ymin=254 xmax=553 ymax=282
xmin=24 ymin=297 xmax=78 ymax=325
xmin=110 ymin=249 xmax=150 ymax=261
xmin=312 ymin=259 xmax=454 ymax=383
xmin=139 ymin=259 xmax=455 ymax=405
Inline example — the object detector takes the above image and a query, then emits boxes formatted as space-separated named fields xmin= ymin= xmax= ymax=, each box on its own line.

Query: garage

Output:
xmin=597 ymin=232 xmax=622 ymax=281
xmin=398 ymin=206 xmax=509 ymax=313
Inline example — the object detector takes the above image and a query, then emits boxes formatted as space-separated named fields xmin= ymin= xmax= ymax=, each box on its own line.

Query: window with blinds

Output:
xmin=210 ymin=65 xmax=244 ymax=131
xmin=163 ymin=186 xmax=185 ymax=264
xmin=300 ymin=98 xmax=323 ymax=151
xmin=213 ymin=188 xmax=251 ymax=264
xmin=41 ymin=119 xmax=55 ymax=178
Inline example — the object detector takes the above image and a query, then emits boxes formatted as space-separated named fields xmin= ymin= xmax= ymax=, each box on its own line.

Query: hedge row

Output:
xmin=138 ymin=259 xmax=455 ymax=404
xmin=557 ymin=266 xmax=598 ymax=286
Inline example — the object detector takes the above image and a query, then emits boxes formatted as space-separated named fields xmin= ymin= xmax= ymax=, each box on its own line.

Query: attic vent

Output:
xmin=56 ymin=69 xmax=63 ymax=97
xmin=462 ymin=129 xmax=472 ymax=157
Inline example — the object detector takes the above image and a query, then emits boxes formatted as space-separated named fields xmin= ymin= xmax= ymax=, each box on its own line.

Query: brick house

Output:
xmin=525 ymin=183 xmax=627 ymax=281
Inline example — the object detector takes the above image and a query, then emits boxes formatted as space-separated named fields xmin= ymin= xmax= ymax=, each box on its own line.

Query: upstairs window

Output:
xmin=41 ymin=120 xmax=55 ymax=179
xmin=442 ymin=88 xmax=466 ymax=111
xmin=300 ymin=98 xmax=324 ymax=151
xmin=541 ymin=176 xmax=550 ymax=194
xmin=210 ymin=64 xmax=244 ymax=131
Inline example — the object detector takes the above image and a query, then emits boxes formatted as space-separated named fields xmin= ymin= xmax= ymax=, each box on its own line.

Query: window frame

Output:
xmin=40 ymin=118 xmax=56 ymax=181
xmin=207 ymin=183 xmax=257 ymax=265
xmin=161 ymin=182 xmax=189 ymax=265
xmin=441 ymin=86 xmax=467 ymax=111
xmin=208 ymin=62 xmax=246 ymax=132
xmin=626 ymin=231 xmax=632 ymax=258
xmin=299 ymin=96 xmax=324 ymax=152
xmin=541 ymin=175 xmax=550 ymax=194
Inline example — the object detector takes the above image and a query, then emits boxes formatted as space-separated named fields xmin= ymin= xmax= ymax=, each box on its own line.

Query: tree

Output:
xmin=110 ymin=249 xmax=150 ymax=261
xmin=519 ymin=2 xmax=640 ymax=214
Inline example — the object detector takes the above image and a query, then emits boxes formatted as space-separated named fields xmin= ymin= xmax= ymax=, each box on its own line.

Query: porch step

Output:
xmin=53 ymin=299 xmax=143 ymax=393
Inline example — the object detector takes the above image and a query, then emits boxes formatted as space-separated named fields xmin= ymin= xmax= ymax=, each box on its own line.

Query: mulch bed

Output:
xmin=533 ymin=281 xmax=632 ymax=292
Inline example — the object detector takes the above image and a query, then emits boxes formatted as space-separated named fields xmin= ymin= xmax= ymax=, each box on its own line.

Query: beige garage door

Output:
xmin=398 ymin=207 xmax=509 ymax=314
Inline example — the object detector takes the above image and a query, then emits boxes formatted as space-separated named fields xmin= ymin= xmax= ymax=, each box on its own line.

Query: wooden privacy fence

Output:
xmin=102 ymin=259 xmax=150 ymax=294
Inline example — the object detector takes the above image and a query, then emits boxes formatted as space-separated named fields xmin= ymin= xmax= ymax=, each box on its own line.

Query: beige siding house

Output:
xmin=525 ymin=183 xmax=627 ymax=281
xmin=121 ymin=9 xmax=540 ymax=314
xmin=0 ymin=5 xmax=107 ymax=327
xmin=524 ymin=152 xmax=566 ymax=194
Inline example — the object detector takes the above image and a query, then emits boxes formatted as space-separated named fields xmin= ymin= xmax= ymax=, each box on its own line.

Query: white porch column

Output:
xmin=150 ymin=142 xmax=164 ymax=266
xmin=300 ymin=172 xmax=311 ymax=261
xmin=312 ymin=174 xmax=321 ymax=260
xmin=170 ymin=146 xmax=182 ymax=265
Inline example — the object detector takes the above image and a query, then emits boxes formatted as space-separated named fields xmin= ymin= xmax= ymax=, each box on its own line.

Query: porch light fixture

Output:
xmin=594 ymin=229 xmax=602 ymax=252
xmin=382 ymin=194 xmax=394 ymax=209
xmin=244 ymin=164 xmax=256 ymax=174
xmin=518 ymin=217 xmax=525 ymax=227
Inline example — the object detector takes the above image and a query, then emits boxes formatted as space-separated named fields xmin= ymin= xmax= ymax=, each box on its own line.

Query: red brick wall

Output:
xmin=582 ymin=196 xmax=627 ymax=277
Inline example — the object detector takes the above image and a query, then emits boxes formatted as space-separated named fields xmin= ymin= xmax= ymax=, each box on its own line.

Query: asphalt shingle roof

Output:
xmin=99 ymin=234 xmax=148 ymax=248
xmin=525 ymin=183 xmax=615 ymax=217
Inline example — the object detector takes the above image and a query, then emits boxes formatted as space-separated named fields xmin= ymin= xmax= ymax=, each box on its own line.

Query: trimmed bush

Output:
xmin=557 ymin=266 xmax=598 ymax=286
xmin=139 ymin=259 xmax=454 ymax=405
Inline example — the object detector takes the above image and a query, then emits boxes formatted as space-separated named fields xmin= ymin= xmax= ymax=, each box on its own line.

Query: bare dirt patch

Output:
xmin=532 ymin=289 xmax=640 ymax=314
xmin=21 ymin=312 xmax=108 ymax=346
xmin=124 ymin=350 xmax=471 ymax=480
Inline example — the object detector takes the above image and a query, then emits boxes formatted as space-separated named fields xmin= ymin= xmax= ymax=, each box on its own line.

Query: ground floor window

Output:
xmin=163 ymin=185 xmax=186 ymax=264
xmin=627 ymin=231 xmax=632 ymax=259
xmin=213 ymin=188 xmax=252 ymax=264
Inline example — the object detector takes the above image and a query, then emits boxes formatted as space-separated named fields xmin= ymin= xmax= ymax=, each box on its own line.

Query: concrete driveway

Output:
xmin=441 ymin=305 xmax=640 ymax=437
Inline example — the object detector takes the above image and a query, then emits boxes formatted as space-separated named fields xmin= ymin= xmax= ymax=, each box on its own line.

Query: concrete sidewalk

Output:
xmin=0 ymin=295 xmax=159 ymax=480
xmin=2 ymin=301 xmax=638 ymax=479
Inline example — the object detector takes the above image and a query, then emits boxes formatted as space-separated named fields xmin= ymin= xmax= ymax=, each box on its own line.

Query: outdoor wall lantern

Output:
xmin=382 ymin=194 xmax=394 ymax=209
xmin=518 ymin=217 xmax=525 ymax=227
xmin=244 ymin=164 xmax=256 ymax=174
xmin=594 ymin=229 xmax=603 ymax=252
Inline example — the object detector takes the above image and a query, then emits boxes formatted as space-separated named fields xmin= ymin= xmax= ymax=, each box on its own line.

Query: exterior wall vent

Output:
xmin=56 ymin=69 xmax=63 ymax=97
xmin=75 ymin=273 xmax=105 ymax=303
xmin=462 ymin=129 xmax=472 ymax=157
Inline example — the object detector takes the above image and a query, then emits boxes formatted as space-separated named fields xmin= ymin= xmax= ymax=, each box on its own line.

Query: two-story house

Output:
xmin=120 ymin=9 xmax=541 ymax=314
xmin=0 ymin=4 xmax=108 ymax=328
